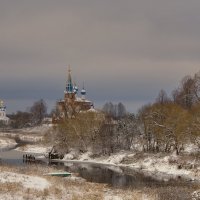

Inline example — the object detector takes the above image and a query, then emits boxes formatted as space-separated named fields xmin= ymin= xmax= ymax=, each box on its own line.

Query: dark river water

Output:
xmin=62 ymin=161 xmax=165 ymax=188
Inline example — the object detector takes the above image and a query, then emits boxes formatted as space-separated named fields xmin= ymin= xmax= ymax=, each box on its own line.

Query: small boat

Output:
xmin=45 ymin=172 xmax=71 ymax=177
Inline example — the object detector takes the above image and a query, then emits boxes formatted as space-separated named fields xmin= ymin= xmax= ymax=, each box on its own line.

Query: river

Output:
xmin=0 ymin=148 xmax=195 ymax=191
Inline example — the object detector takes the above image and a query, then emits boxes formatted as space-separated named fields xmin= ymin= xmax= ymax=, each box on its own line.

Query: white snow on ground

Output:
xmin=0 ymin=132 xmax=44 ymax=143
xmin=63 ymin=153 xmax=75 ymax=160
xmin=21 ymin=125 xmax=52 ymax=133
xmin=63 ymin=150 xmax=77 ymax=160
xmin=63 ymin=150 xmax=200 ymax=182
xmin=184 ymin=143 xmax=200 ymax=154
xmin=64 ymin=151 xmax=128 ymax=165
xmin=129 ymin=155 xmax=191 ymax=179
xmin=0 ymin=125 xmax=51 ymax=143
xmin=0 ymin=137 xmax=17 ymax=148
xmin=16 ymin=144 xmax=51 ymax=154
xmin=118 ymin=152 xmax=200 ymax=182
xmin=78 ymin=151 xmax=92 ymax=161
xmin=192 ymin=190 xmax=200 ymax=200
xmin=104 ymin=195 xmax=123 ymax=200
xmin=115 ymin=152 xmax=200 ymax=182
xmin=0 ymin=171 xmax=50 ymax=190
xmin=105 ymin=152 xmax=127 ymax=164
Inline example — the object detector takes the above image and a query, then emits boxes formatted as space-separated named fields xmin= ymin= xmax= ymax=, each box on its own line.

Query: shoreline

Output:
xmin=53 ymin=156 xmax=200 ymax=184
xmin=2 ymin=139 xmax=200 ymax=184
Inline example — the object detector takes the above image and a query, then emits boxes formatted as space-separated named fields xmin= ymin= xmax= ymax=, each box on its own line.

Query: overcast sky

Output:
xmin=1 ymin=0 xmax=200 ymax=113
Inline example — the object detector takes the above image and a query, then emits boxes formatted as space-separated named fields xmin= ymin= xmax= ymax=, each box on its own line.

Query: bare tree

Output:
xmin=192 ymin=71 xmax=200 ymax=102
xmin=172 ymin=76 xmax=195 ymax=109
xmin=156 ymin=89 xmax=170 ymax=105
xmin=9 ymin=111 xmax=32 ymax=128
xmin=117 ymin=102 xmax=127 ymax=118
xmin=117 ymin=114 xmax=139 ymax=150
xmin=102 ymin=102 xmax=115 ymax=117
xmin=94 ymin=116 xmax=117 ymax=155
xmin=30 ymin=99 xmax=47 ymax=125
xmin=102 ymin=102 xmax=126 ymax=119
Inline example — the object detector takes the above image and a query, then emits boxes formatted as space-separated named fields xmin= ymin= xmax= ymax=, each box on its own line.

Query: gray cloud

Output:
xmin=0 ymin=0 xmax=200 ymax=113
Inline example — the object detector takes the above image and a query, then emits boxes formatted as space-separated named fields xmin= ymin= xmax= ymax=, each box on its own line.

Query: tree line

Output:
xmin=51 ymin=72 xmax=200 ymax=155
xmin=139 ymin=72 xmax=200 ymax=154
xmin=8 ymin=99 xmax=47 ymax=128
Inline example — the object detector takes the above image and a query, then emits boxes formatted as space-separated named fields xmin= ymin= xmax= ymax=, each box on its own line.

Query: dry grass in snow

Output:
xmin=0 ymin=164 xmax=160 ymax=200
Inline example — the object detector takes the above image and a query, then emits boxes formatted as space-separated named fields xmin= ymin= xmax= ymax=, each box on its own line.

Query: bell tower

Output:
xmin=64 ymin=66 xmax=76 ymax=101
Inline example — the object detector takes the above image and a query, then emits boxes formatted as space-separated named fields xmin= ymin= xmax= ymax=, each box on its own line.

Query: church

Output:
xmin=0 ymin=100 xmax=9 ymax=125
xmin=52 ymin=67 xmax=93 ymax=123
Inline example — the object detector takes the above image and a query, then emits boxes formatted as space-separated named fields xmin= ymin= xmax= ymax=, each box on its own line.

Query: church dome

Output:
xmin=74 ymin=86 xmax=78 ymax=93
xmin=81 ymin=89 xmax=86 ymax=95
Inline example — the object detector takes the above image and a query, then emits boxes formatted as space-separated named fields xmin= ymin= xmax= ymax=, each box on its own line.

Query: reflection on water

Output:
xmin=0 ymin=149 xmax=193 ymax=189
xmin=63 ymin=162 xmax=166 ymax=188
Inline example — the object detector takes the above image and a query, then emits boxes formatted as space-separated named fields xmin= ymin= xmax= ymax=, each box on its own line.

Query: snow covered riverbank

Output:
xmin=1 ymin=147 xmax=198 ymax=199
xmin=1 ymin=141 xmax=200 ymax=186
xmin=2 ymin=136 xmax=200 ymax=184
xmin=60 ymin=150 xmax=200 ymax=184
xmin=0 ymin=165 xmax=158 ymax=200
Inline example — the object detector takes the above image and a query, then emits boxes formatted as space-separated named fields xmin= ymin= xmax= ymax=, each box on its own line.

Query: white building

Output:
xmin=0 ymin=100 xmax=9 ymax=125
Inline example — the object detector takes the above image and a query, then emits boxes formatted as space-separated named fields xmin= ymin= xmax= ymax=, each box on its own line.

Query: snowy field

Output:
xmin=0 ymin=164 xmax=199 ymax=200
xmin=0 ymin=165 xmax=157 ymax=200
xmin=0 ymin=171 xmax=50 ymax=190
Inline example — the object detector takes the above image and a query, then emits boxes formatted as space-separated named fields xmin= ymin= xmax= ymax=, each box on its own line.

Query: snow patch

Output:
xmin=63 ymin=151 xmax=78 ymax=160
xmin=106 ymin=153 xmax=127 ymax=164
xmin=79 ymin=151 xmax=92 ymax=161
xmin=0 ymin=138 xmax=17 ymax=148
xmin=16 ymin=145 xmax=51 ymax=154
xmin=184 ymin=143 xmax=199 ymax=154
xmin=21 ymin=125 xmax=51 ymax=134
xmin=0 ymin=172 xmax=50 ymax=190
xmin=192 ymin=190 xmax=200 ymax=200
